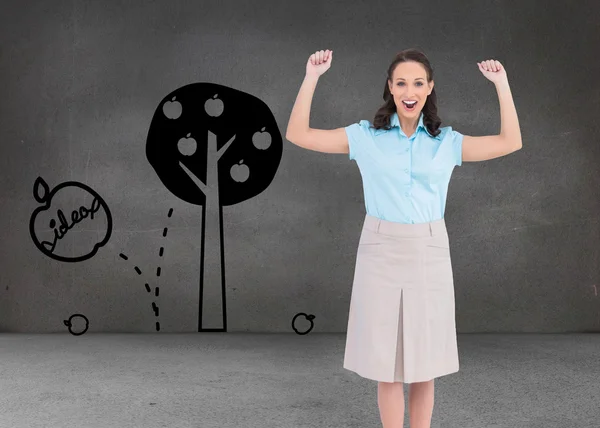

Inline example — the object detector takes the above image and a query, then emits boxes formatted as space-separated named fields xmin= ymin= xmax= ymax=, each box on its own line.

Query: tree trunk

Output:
xmin=199 ymin=130 xmax=225 ymax=331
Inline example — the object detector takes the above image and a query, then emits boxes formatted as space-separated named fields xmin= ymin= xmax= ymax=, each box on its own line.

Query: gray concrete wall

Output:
xmin=1 ymin=0 xmax=599 ymax=333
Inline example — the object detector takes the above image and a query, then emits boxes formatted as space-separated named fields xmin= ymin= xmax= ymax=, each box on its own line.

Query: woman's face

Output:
xmin=387 ymin=61 xmax=434 ymax=118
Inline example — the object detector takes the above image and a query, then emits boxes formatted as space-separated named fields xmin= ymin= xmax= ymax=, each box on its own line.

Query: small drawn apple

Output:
xmin=178 ymin=133 xmax=197 ymax=156
xmin=292 ymin=312 xmax=316 ymax=335
xmin=230 ymin=160 xmax=250 ymax=182
xmin=252 ymin=127 xmax=272 ymax=150
xmin=163 ymin=96 xmax=182 ymax=119
xmin=205 ymin=94 xmax=224 ymax=117
xmin=63 ymin=313 xmax=89 ymax=336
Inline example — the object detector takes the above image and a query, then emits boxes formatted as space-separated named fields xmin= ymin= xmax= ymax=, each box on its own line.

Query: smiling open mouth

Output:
xmin=402 ymin=100 xmax=417 ymax=111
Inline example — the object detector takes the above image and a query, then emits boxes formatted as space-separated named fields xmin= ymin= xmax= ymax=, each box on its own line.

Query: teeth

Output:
xmin=403 ymin=101 xmax=417 ymax=105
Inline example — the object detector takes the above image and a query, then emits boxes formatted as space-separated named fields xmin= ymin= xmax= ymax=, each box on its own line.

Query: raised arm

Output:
xmin=462 ymin=60 xmax=523 ymax=162
xmin=285 ymin=50 xmax=350 ymax=154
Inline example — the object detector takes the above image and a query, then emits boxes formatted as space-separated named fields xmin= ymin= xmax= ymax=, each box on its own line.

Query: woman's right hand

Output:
xmin=306 ymin=49 xmax=333 ymax=78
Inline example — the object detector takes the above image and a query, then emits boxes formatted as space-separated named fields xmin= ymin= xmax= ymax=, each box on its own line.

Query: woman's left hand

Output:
xmin=477 ymin=59 xmax=508 ymax=85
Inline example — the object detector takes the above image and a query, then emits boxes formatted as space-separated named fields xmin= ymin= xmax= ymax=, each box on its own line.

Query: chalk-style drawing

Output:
xmin=63 ymin=313 xmax=89 ymax=335
xmin=118 ymin=208 xmax=174 ymax=331
xmin=146 ymin=83 xmax=282 ymax=332
xmin=292 ymin=313 xmax=316 ymax=335
xmin=29 ymin=177 xmax=112 ymax=262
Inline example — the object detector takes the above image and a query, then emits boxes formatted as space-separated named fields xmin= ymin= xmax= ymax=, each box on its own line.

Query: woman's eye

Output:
xmin=398 ymin=82 xmax=423 ymax=86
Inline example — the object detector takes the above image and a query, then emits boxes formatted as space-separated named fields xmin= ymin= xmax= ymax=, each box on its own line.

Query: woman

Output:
xmin=286 ymin=48 xmax=522 ymax=428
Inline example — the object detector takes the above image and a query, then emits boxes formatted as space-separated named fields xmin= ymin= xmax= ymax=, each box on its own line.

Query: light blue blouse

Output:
xmin=345 ymin=111 xmax=463 ymax=224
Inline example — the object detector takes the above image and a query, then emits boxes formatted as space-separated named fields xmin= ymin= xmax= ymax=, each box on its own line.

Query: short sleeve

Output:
xmin=344 ymin=120 xmax=371 ymax=161
xmin=447 ymin=128 xmax=464 ymax=166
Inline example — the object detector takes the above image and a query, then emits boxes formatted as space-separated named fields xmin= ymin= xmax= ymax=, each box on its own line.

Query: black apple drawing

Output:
xmin=292 ymin=312 xmax=316 ymax=335
xmin=29 ymin=177 xmax=112 ymax=262
xmin=64 ymin=313 xmax=90 ymax=336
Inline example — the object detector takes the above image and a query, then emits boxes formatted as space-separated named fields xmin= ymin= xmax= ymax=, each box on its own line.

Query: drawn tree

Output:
xmin=146 ymin=83 xmax=282 ymax=332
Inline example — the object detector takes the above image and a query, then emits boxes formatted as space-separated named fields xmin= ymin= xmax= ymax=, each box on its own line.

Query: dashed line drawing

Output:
xmin=118 ymin=208 xmax=172 ymax=331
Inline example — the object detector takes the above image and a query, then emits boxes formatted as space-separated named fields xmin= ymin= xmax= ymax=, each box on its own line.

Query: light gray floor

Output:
xmin=1 ymin=333 xmax=599 ymax=428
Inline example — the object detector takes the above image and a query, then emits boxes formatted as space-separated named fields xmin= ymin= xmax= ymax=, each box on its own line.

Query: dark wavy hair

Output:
xmin=372 ymin=48 xmax=442 ymax=137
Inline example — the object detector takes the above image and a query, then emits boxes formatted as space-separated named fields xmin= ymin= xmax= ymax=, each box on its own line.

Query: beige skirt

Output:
xmin=343 ymin=214 xmax=459 ymax=383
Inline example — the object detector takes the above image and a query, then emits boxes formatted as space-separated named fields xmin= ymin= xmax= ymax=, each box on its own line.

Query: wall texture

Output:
xmin=1 ymin=0 xmax=599 ymax=333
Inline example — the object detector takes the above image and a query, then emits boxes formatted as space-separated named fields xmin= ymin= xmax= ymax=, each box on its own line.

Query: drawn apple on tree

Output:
xmin=146 ymin=83 xmax=282 ymax=332
xmin=178 ymin=133 xmax=197 ymax=156
xmin=252 ymin=127 xmax=272 ymax=150
xmin=230 ymin=160 xmax=250 ymax=183
xmin=205 ymin=94 xmax=224 ymax=117
xmin=163 ymin=96 xmax=182 ymax=119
